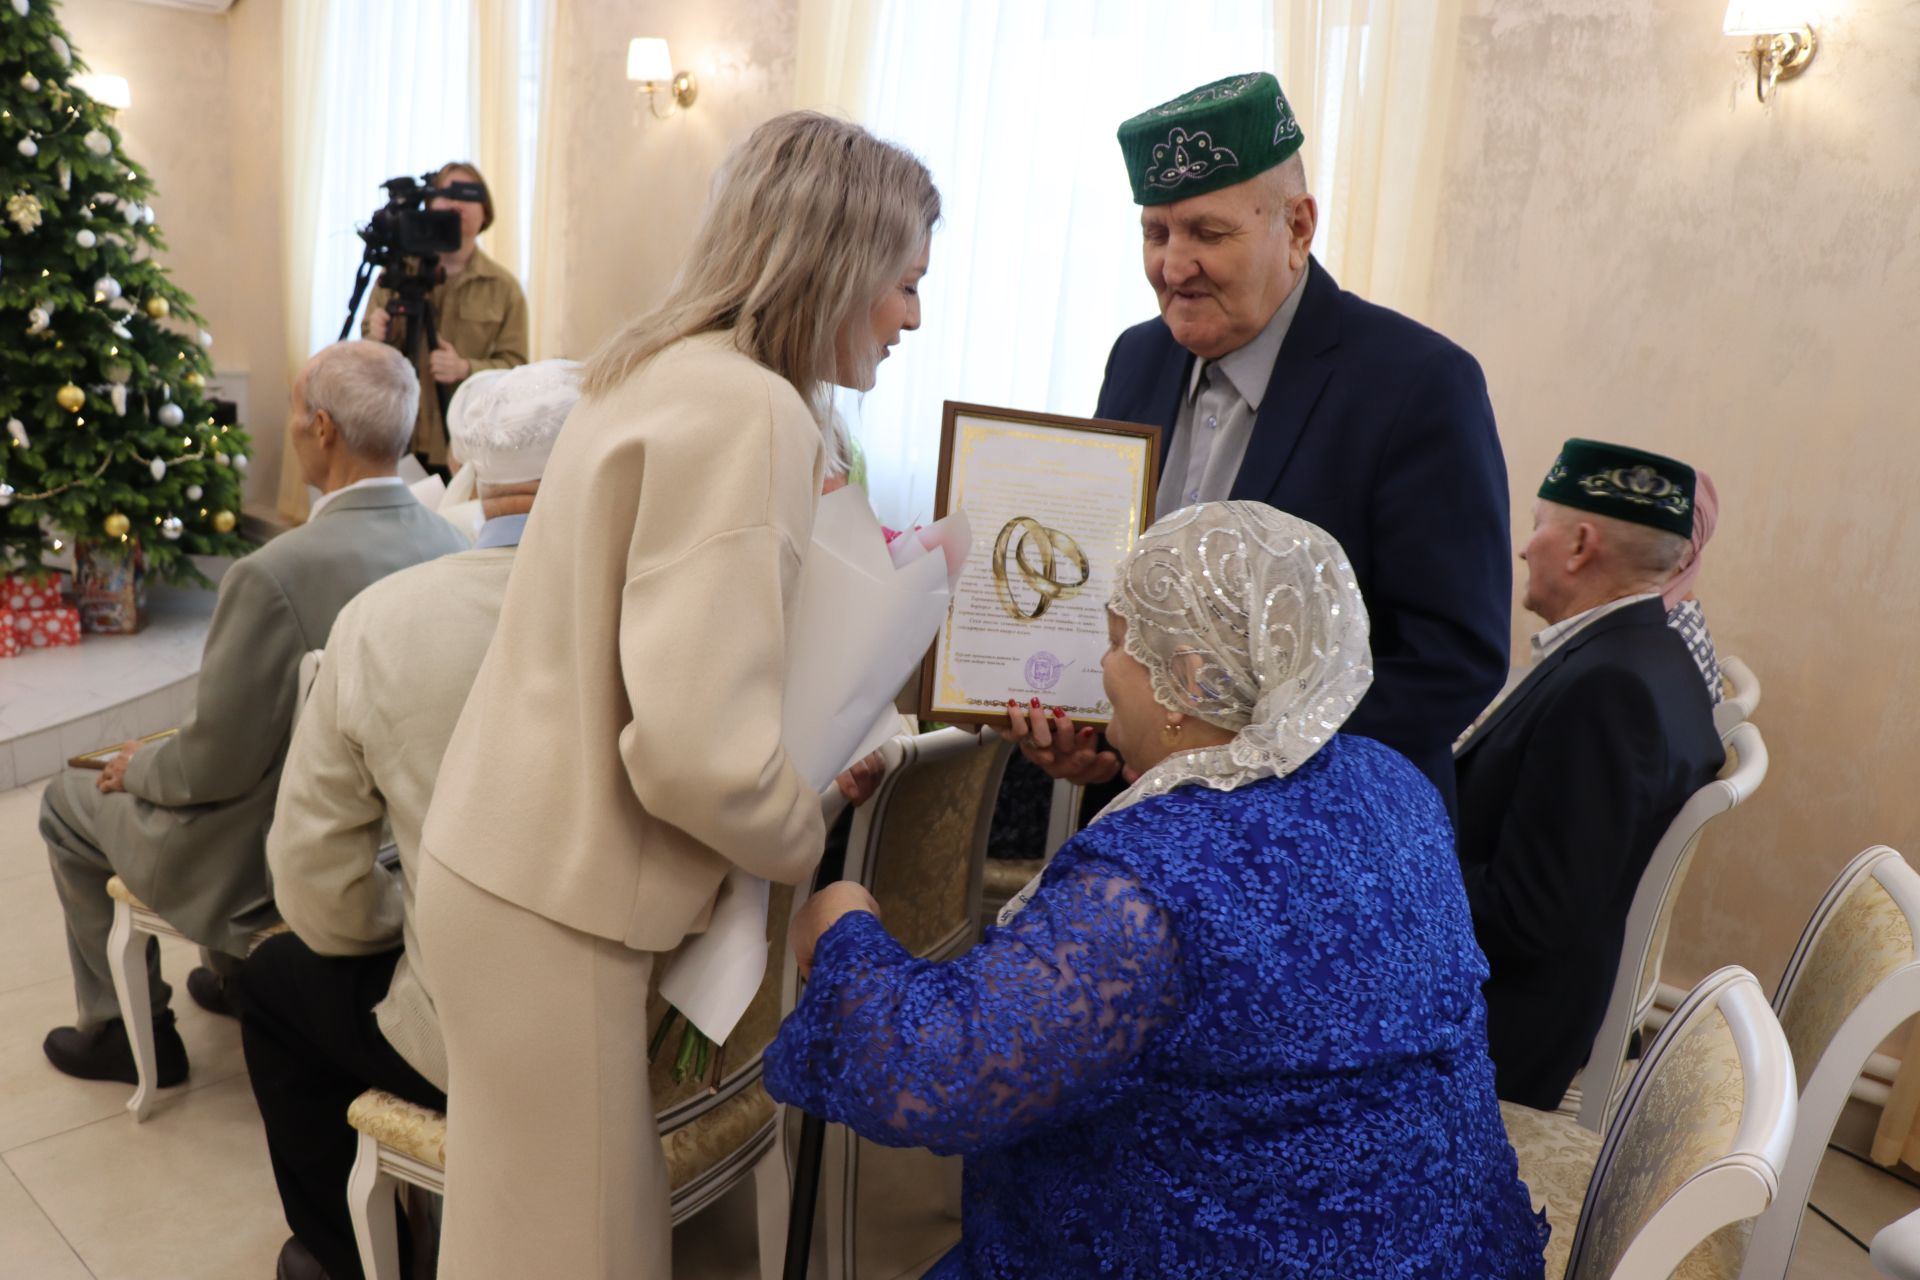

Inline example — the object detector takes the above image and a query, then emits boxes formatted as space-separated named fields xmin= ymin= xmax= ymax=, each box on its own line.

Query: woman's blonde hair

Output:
xmin=581 ymin=112 xmax=939 ymax=425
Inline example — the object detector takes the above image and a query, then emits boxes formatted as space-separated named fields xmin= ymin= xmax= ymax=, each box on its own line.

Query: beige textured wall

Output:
xmin=57 ymin=0 xmax=288 ymax=510
xmin=1427 ymin=0 xmax=1920 ymax=994
xmin=540 ymin=0 xmax=799 ymax=361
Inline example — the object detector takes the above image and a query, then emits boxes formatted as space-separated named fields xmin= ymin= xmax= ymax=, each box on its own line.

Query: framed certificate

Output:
xmin=919 ymin=402 xmax=1160 ymax=729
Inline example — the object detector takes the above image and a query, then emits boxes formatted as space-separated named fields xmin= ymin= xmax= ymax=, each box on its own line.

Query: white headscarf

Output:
xmin=446 ymin=359 xmax=582 ymax=485
xmin=1097 ymin=500 xmax=1374 ymax=820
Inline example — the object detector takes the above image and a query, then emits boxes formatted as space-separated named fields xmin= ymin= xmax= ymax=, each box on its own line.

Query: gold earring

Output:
xmin=1162 ymin=720 xmax=1183 ymax=739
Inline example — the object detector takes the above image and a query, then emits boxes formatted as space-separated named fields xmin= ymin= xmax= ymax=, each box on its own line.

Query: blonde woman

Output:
xmin=414 ymin=112 xmax=938 ymax=1279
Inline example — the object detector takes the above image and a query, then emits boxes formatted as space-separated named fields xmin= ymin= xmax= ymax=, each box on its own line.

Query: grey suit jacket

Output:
xmin=109 ymin=483 xmax=468 ymax=952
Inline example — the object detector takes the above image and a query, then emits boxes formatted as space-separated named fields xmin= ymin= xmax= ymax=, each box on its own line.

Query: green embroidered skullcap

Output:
xmin=1539 ymin=439 xmax=1697 ymax=539
xmin=1117 ymin=72 xmax=1305 ymax=206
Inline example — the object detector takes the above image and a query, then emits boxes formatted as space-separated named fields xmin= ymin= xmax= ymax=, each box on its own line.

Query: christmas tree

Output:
xmin=0 ymin=0 xmax=252 ymax=586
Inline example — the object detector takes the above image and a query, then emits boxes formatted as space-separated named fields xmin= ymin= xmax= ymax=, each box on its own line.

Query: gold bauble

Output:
xmin=103 ymin=512 xmax=131 ymax=538
xmin=211 ymin=509 xmax=237 ymax=533
xmin=144 ymin=296 xmax=171 ymax=319
xmin=55 ymin=383 xmax=85 ymax=412
xmin=183 ymin=371 xmax=205 ymax=390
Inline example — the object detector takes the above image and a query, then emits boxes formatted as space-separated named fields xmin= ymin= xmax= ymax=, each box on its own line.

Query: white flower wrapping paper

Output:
xmin=657 ymin=485 xmax=970 ymax=1043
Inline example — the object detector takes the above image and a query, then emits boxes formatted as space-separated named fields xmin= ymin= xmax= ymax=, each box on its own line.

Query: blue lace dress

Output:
xmin=764 ymin=734 xmax=1549 ymax=1278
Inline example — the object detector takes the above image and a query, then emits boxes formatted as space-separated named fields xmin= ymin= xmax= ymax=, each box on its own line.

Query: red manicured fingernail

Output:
xmin=1052 ymin=707 xmax=1066 ymax=719
xmin=1080 ymin=728 xmax=1094 ymax=739
xmin=1030 ymin=697 xmax=1042 ymax=708
xmin=1007 ymin=699 xmax=1018 ymax=708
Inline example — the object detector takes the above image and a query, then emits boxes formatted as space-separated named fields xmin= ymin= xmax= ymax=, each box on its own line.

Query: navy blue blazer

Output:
xmin=1453 ymin=598 xmax=1725 ymax=1109
xmin=1094 ymin=258 xmax=1511 ymax=813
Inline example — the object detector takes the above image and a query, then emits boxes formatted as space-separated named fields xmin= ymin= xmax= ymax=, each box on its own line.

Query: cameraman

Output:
xmin=364 ymin=161 xmax=529 ymax=471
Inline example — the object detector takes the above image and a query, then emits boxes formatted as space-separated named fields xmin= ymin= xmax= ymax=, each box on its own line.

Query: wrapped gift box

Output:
xmin=1 ymin=604 xmax=82 ymax=653
xmin=2 ymin=571 xmax=68 ymax=612
xmin=0 ymin=626 xmax=18 ymax=658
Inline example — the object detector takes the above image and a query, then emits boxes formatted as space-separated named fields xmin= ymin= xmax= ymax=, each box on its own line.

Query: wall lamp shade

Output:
xmin=626 ymin=37 xmax=697 ymax=117
xmin=71 ymin=73 xmax=130 ymax=111
xmin=1723 ymin=2 xmax=1817 ymax=103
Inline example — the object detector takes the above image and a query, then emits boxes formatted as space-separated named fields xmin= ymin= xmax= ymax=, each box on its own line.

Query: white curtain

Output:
xmin=796 ymin=0 xmax=1461 ymax=528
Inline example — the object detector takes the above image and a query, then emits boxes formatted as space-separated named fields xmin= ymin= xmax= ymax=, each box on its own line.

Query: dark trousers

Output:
xmin=239 ymin=934 xmax=446 ymax=1280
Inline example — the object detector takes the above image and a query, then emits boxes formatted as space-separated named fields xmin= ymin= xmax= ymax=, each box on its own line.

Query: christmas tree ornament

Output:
xmin=16 ymin=137 xmax=37 ymax=158
xmin=184 ymin=371 xmax=205 ymax=390
xmin=19 ymin=73 xmax=38 ymax=93
xmin=109 ymin=384 xmax=126 ymax=415
xmin=25 ymin=306 xmax=51 ymax=335
xmin=121 ymin=200 xmax=140 ymax=225
xmin=214 ymin=450 xmax=229 ymax=466
xmin=10 ymin=0 xmax=25 ymax=15
xmin=0 ymin=484 xmax=13 ymax=508
xmin=211 ymin=509 xmax=236 ymax=533
xmin=144 ymin=295 xmax=169 ymax=319
xmin=156 ymin=401 xmax=183 ymax=426
xmin=92 ymin=275 xmax=120 ymax=302
xmin=75 ymin=228 xmax=95 ymax=248
xmin=83 ymin=130 xmax=110 ymax=157
xmin=103 ymin=360 xmax=129 ymax=383
xmin=6 ymin=418 xmax=27 ymax=448
xmin=160 ymin=516 xmax=183 ymax=541
xmin=57 ymin=162 xmax=68 ymax=192
xmin=110 ymin=322 xmax=131 ymax=339
xmin=231 ymin=452 xmax=248 ymax=473
xmin=103 ymin=512 xmax=130 ymax=538
xmin=197 ymin=329 xmax=213 ymax=349
xmin=6 ymin=192 xmax=42 ymax=232
xmin=149 ymin=457 xmax=166 ymax=481
xmin=185 ymin=484 xmax=202 ymax=501
xmin=49 ymin=35 xmax=70 ymax=66
xmin=55 ymin=383 xmax=84 ymax=412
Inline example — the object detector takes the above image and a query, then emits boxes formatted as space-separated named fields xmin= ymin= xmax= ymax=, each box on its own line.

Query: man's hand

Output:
xmin=792 ymin=880 xmax=882 ymax=979
xmin=834 ymin=750 xmax=887 ymax=807
xmin=994 ymin=700 xmax=1121 ymax=786
xmin=97 ymin=740 xmax=142 ymax=794
xmin=366 ymin=308 xmax=391 ymax=342
xmin=429 ymin=337 xmax=470 ymax=384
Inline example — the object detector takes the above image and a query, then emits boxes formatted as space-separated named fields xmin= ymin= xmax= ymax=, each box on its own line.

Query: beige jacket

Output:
xmin=421 ymin=332 xmax=828 ymax=951
xmin=117 ymin=486 xmax=469 ymax=953
xmin=266 ymin=547 xmax=514 ymax=1088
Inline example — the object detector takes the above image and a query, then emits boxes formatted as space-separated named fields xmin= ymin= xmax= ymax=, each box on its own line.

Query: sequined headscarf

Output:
xmin=1098 ymin=500 xmax=1374 ymax=819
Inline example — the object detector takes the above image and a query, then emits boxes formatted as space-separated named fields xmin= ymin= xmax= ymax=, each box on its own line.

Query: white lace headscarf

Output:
xmin=1098 ymin=500 xmax=1374 ymax=820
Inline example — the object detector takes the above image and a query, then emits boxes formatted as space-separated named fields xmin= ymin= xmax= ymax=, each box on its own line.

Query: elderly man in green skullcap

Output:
xmin=1009 ymin=72 xmax=1511 ymax=821
xmin=1454 ymin=438 xmax=1725 ymax=1110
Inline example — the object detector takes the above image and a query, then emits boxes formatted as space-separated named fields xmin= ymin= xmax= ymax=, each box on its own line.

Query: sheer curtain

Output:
xmin=277 ymin=0 xmax=546 ymax=521
xmin=796 ymin=0 xmax=1460 ymax=528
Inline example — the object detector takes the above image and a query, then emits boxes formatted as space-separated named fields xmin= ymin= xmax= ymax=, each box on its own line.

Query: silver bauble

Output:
xmin=186 ymin=484 xmax=203 ymax=501
xmin=0 ymin=483 xmax=13 ymax=507
xmin=156 ymin=402 xmax=184 ymax=427
xmin=160 ymin=516 xmax=184 ymax=541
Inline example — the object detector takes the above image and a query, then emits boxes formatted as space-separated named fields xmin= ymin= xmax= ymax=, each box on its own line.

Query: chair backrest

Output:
xmin=1566 ymin=966 xmax=1795 ymax=1280
xmin=1736 ymin=847 xmax=1920 ymax=1280
xmin=1577 ymin=719 xmax=1769 ymax=1132
xmin=1714 ymin=656 xmax=1761 ymax=737
xmin=293 ymin=648 xmax=325 ymax=732
xmin=844 ymin=728 xmax=1014 ymax=962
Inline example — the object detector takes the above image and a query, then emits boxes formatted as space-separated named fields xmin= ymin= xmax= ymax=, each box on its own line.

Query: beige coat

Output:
xmin=266 ymin=547 xmax=514 ymax=1089
xmin=420 ymin=332 xmax=828 ymax=951
xmin=114 ymin=485 xmax=469 ymax=953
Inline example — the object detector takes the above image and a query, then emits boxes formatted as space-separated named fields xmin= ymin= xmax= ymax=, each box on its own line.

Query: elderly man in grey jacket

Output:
xmin=238 ymin=360 xmax=579 ymax=1280
xmin=39 ymin=340 xmax=468 ymax=1087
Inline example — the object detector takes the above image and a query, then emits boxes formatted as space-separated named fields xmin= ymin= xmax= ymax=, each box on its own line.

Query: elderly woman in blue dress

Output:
xmin=765 ymin=500 xmax=1548 ymax=1279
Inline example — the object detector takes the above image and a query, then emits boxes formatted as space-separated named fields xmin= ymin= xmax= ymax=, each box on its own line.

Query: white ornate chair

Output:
xmin=1874 ymin=1211 xmax=1920 ymax=1278
xmin=817 ymin=727 xmax=1014 ymax=1280
xmin=1504 ymin=965 xmax=1796 ymax=1280
xmin=346 ymin=879 xmax=811 ymax=1280
xmin=103 ymin=648 xmax=323 ymax=1122
xmin=1714 ymin=656 xmax=1761 ymax=738
xmin=1563 ymin=720 xmax=1769 ymax=1132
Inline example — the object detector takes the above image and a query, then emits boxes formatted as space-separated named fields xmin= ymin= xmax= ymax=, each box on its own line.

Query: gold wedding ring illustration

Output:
xmin=992 ymin=517 xmax=1091 ymax=621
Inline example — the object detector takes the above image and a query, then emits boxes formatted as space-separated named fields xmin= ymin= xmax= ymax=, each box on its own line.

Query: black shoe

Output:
xmin=274 ymin=1235 xmax=334 ymax=1280
xmin=42 ymin=1012 xmax=189 ymax=1087
xmin=187 ymin=965 xmax=238 ymax=1018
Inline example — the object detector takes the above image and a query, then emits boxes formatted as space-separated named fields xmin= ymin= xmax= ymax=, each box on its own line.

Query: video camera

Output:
xmin=338 ymin=172 xmax=487 ymax=343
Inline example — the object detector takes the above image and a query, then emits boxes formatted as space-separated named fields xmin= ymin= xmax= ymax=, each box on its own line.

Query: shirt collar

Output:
xmin=308 ymin=474 xmax=407 ymax=522
xmin=1185 ymin=266 xmax=1311 ymax=411
xmin=1530 ymin=592 xmax=1660 ymax=664
xmin=474 ymin=512 xmax=529 ymax=549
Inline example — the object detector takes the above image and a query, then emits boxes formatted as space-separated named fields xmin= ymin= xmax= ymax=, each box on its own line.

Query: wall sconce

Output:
xmin=1723 ymin=2 xmax=1817 ymax=104
xmin=627 ymin=38 xmax=697 ymax=119
xmin=71 ymin=73 xmax=130 ymax=112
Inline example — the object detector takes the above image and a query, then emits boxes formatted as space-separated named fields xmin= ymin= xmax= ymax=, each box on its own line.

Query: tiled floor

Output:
xmin=0 ymin=770 xmax=1910 ymax=1279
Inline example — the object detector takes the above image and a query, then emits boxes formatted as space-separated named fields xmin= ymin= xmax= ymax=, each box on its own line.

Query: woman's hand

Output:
xmin=429 ymin=337 xmax=471 ymax=384
xmin=366 ymin=307 xmax=391 ymax=342
xmin=835 ymin=750 xmax=887 ymax=806
xmin=793 ymin=881 xmax=882 ymax=978
xmin=995 ymin=700 xmax=1121 ymax=786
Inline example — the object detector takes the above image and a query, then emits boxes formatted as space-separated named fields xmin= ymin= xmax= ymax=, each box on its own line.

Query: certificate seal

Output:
xmin=1024 ymin=650 xmax=1063 ymax=692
